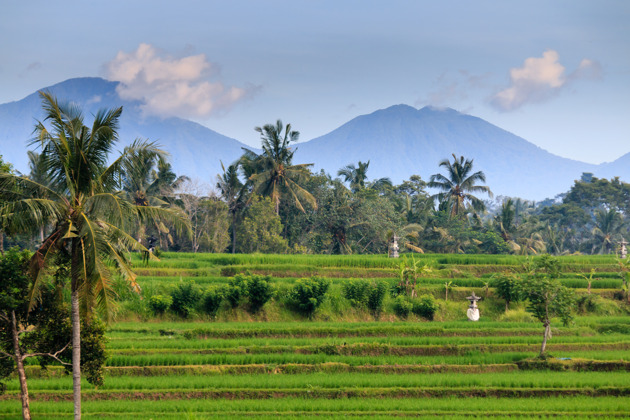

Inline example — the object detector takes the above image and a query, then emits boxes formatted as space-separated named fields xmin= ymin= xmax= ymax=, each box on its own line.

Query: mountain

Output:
xmin=0 ymin=77 xmax=249 ymax=184
xmin=1 ymin=78 xmax=628 ymax=200
xmin=294 ymin=105 xmax=608 ymax=200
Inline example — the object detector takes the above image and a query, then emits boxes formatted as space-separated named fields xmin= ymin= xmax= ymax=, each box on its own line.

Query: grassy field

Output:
xmin=1 ymin=252 xmax=629 ymax=418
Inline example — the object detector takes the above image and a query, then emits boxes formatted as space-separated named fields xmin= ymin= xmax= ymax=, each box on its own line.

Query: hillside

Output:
xmin=294 ymin=105 xmax=601 ymax=200
xmin=0 ymin=77 xmax=249 ymax=184
xmin=1 ymin=78 xmax=628 ymax=200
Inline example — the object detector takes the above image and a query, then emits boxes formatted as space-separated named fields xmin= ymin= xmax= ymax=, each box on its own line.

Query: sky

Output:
xmin=1 ymin=0 xmax=629 ymax=164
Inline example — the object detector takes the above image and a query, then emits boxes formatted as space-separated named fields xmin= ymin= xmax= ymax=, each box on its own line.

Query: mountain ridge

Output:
xmin=1 ymin=77 xmax=628 ymax=200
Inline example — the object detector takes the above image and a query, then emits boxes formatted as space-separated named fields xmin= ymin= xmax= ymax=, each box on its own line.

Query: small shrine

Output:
xmin=389 ymin=234 xmax=399 ymax=258
xmin=466 ymin=291 xmax=481 ymax=322
xmin=620 ymin=239 xmax=628 ymax=259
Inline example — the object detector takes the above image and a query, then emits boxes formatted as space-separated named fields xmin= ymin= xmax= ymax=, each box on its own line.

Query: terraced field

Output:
xmin=1 ymin=253 xmax=629 ymax=418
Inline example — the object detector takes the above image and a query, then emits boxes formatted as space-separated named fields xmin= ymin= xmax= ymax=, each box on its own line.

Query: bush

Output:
xmin=342 ymin=279 xmax=370 ymax=307
xmin=170 ymin=282 xmax=201 ymax=318
xmin=393 ymin=295 xmax=412 ymax=319
xmin=287 ymin=277 xmax=331 ymax=318
xmin=225 ymin=274 xmax=274 ymax=313
xmin=245 ymin=275 xmax=274 ymax=313
xmin=367 ymin=280 xmax=389 ymax=319
xmin=576 ymin=294 xmax=620 ymax=316
xmin=493 ymin=273 xmax=521 ymax=311
xmin=411 ymin=294 xmax=438 ymax=320
xmin=202 ymin=287 xmax=224 ymax=317
xmin=148 ymin=295 xmax=173 ymax=315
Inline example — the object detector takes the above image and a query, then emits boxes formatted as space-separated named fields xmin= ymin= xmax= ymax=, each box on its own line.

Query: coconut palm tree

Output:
xmin=119 ymin=146 xmax=188 ymax=251
xmin=591 ymin=208 xmax=623 ymax=254
xmin=216 ymin=161 xmax=246 ymax=253
xmin=0 ymin=92 xmax=188 ymax=419
xmin=241 ymin=120 xmax=316 ymax=215
xmin=429 ymin=154 xmax=492 ymax=217
xmin=337 ymin=160 xmax=392 ymax=194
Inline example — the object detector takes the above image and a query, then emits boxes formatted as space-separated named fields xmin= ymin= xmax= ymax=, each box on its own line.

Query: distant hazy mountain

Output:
xmin=1 ymin=78 xmax=628 ymax=200
xmin=0 ymin=77 xmax=249 ymax=184
xmin=294 ymin=105 xmax=610 ymax=200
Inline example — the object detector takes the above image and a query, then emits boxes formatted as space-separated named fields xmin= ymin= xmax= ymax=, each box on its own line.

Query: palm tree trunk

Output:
xmin=231 ymin=213 xmax=237 ymax=254
xmin=11 ymin=310 xmax=31 ymax=420
xmin=71 ymin=288 xmax=81 ymax=420
xmin=71 ymin=238 xmax=82 ymax=420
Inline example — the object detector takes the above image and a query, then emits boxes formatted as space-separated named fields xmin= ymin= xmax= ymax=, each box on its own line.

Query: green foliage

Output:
xmin=202 ymin=287 xmax=224 ymax=317
xmin=286 ymin=277 xmax=331 ymax=318
xmin=412 ymin=294 xmax=439 ymax=320
xmin=342 ymin=279 xmax=370 ymax=307
xmin=493 ymin=273 xmax=522 ymax=310
xmin=80 ymin=316 xmax=108 ymax=387
xmin=244 ymin=275 xmax=274 ymax=313
xmin=236 ymin=196 xmax=289 ymax=253
xmin=342 ymin=279 xmax=389 ymax=318
xmin=392 ymin=295 xmax=412 ymax=319
xmin=366 ymin=280 xmax=389 ymax=319
xmin=225 ymin=274 xmax=274 ymax=313
xmin=148 ymin=295 xmax=173 ymax=315
xmin=170 ymin=282 xmax=201 ymax=317
xmin=519 ymin=276 xmax=575 ymax=326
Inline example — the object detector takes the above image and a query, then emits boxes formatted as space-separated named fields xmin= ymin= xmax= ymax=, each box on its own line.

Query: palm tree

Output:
xmin=120 ymin=146 xmax=188 ymax=250
xmin=429 ymin=154 xmax=493 ymax=217
xmin=338 ymin=161 xmax=370 ymax=192
xmin=591 ymin=208 xmax=623 ymax=254
xmin=216 ymin=161 xmax=246 ymax=253
xmin=337 ymin=160 xmax=392 ymax=194
xmin=241 ymin=120 xmax=316 ymax=215
xmin=0 ymin=92 xmax=188 ymax=419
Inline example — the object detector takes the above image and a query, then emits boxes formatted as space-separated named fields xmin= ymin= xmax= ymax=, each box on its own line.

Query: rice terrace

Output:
xmin=1 ymin=252 xmax=629 ymax=418
xmin=2 ymin=2 xmax=630 ymax=419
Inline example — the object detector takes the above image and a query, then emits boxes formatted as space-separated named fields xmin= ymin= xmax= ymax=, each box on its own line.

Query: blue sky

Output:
xmin=1 ymin=0 xmax=628 ymax=163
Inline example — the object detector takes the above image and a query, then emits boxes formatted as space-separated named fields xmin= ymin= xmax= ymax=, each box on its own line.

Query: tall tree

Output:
xmin=338 ymin=160 xmax=392 ymax=194
xmin=241 ymin=120 xmax=317 ymax=215
xmin=216 ymin=161 xmax=246 ymax=253
xmin=591 ymin=208 xmax=624 ymax=254
xmin=337 ymin=161 xmax=371 ymax=193
xmin=429 ymin=154 xmax=492 ymax=217
xmin=0 ymin=92 xmax=188 ymax=419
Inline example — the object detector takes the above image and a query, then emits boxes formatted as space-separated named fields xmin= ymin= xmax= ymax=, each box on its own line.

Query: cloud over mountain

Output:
xmin=490 ymin=50 xmax=600 ymax=111
xmin=105 ymin=43 xmax=253 ymax=119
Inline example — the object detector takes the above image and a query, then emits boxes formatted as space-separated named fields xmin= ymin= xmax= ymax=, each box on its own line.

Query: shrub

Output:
xmin=493 ymin=273 xmax=521 ymax=311
xmin=225 ymin=275 xmax=246 ymax=308
xmin=287 ymin=277 xmax=331 ymax=318
xmin=148 ymin=294 xmax=173 ymax=315
xmin=367 ymin=280 xmax=389 ymax=319
xmin=225 ymin=274 xmax=274 ymax=313
xmin=342 ymin=279 xmax=370 ymax=307
xmin=170 ymin=282 xmax=201 ymax=318
xmin=245 ymin=275 xmax=274 ymax=313
xmin=393 ymin=295 xmax=412 ymax=319
xmin=412 ymin=294 xmax=438 ymax=320
xmin=202 ymin=287 xmax=224 ymax=317
xmin=576 ymin=294 xmax=620 ymax=316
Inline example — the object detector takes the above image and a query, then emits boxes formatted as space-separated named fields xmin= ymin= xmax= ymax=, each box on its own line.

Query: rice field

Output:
xmin=1 ymin=253 xmax=629 ymax=418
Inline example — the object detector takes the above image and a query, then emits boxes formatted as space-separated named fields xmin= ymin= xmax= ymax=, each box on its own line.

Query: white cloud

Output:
xmin=490 ymin=50 xmax=600 ymax=112
xmin=105 ymin=43 xmax=252 ymax=119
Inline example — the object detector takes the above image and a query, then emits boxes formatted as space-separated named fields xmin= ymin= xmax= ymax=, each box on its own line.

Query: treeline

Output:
xmin=2 ymin=106 xmax=630 ymax=257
